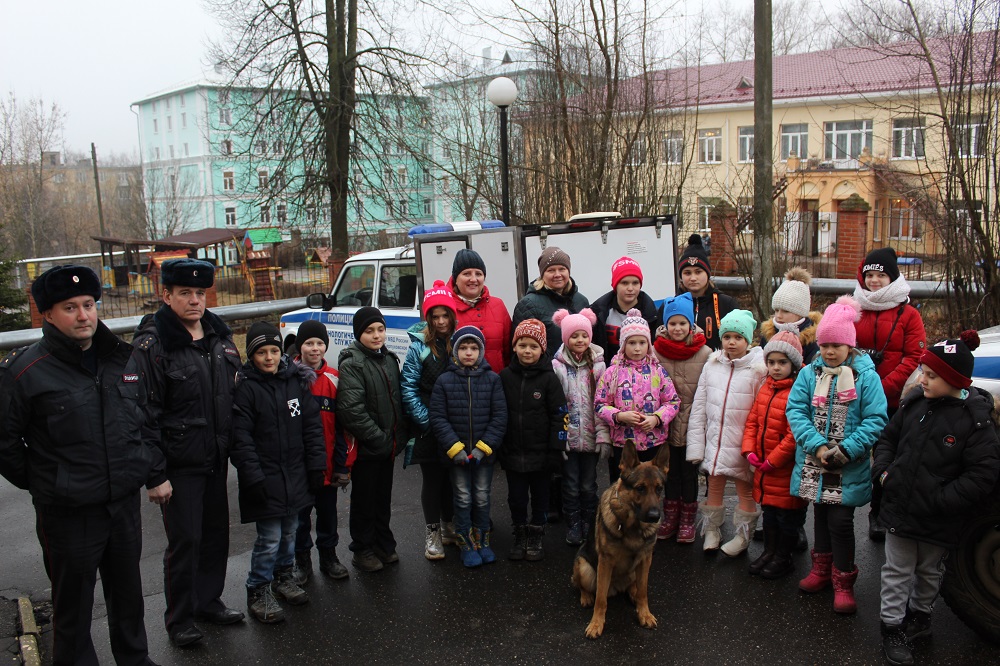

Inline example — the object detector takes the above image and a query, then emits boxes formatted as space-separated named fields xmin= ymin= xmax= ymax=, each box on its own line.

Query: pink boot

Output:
xmin=798 ymin=550 xmax=833 ymax=593
xmin=676 ymin=502 xmax=698 ymax=544
xmin=832 ymin=565 xmax=859 ymax=614
xmin=657 ymin=500 xmax=681 ymax=540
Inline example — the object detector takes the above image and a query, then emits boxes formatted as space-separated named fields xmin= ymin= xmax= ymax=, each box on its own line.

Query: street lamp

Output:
xmin=487 ymin=76 xmax=518 ymax=226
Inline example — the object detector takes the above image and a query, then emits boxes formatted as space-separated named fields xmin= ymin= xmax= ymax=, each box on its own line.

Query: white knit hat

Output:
xmin=771 ymin=267 xmax=812 ymax=319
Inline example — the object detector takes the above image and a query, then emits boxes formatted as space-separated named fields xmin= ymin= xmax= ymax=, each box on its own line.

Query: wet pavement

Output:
xmin=1 ymin=466 xmax=995 ymax=665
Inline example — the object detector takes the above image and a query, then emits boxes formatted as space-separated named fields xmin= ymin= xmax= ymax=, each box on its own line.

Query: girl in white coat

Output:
xmin=687 ymin=309 xmax=767 ymax=555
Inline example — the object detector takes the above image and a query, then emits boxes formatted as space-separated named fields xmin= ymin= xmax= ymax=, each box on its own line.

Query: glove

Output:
xmin=470 ymin=448 xmax=486 ymax=464
xmin=447 ymin=442 xmax=467 ymax=464
xmin=746 ymin=452 xmax=763 ymax=469
xmin=823 ymin=445 xmax=850 ymax=470
xmin=245 ymin=481 xmax=268 ymax=505
xmin=469 ymin=440 xmax=493 ymax=465
xmin=330 ymin=472 xmax=351 ymax=489
xmin=308 ymin=471 xmax=325 ymax=495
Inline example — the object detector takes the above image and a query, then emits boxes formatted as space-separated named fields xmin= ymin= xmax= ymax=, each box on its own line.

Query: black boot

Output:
xmin=794 ymin=526 xmax=809 ymax=552
xmin=903 ymin=608 xmax=932 ymax=641
xmin=749 ymin=525 xmax=778 ymax=575
xmin=868 ymin=511 xmax=886 ymax=541
xmin=881 ymin=622 xmax=914 ymax=666
xmin=509 ymin=524 xmax=527 ymax=561
xmin=293 ymin=550 xmax=312 ymax=586
xmin=318 ymin=548 xmax=349 ymax=580
xmin=525 ymin=524 xmax=545 ymax=561
xmin=761 ymin=530 xmax=798 ymax=579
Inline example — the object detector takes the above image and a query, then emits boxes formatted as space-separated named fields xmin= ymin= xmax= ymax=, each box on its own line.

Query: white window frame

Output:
xmin=221 ymin=139 xmax=232 ymax=155
xmin=218 ymin=107 xmax=231 ymax=125
xmin=698 ymin=129 xmax=723 ymax=164
xmin=780 ymin=123 xmax=808 ymax=160
xmin=277 ymin=203 xmax=287 ymax=225
xmin=662 ymin=131 xmax=683 ymax=165
xmin=166 ymin=116 xmax=173 ymax=132
xmin=955 ymin=116 xmax=986 ymax=158
xmin=625 ymin=136 xmax=647 ymax=166
xmin=422 ymin=198 xmax=432 ymax=216
xmin=258 ymin=170 xmax=269 ymax=190
xmin=183 ymin=143 xmax=189 ymax=157
xmin=223 ymin=171 xmax=235 ymax=191
xmin=738 ymin=126 xmax=754 ymax=163
xmin=824 ymin=119 xmax=873 ymax=160
xmin=260 ymin=204 xmax=271 ymax=226
xmin=887 ymin=204 xmax=920 ymax=240
xmin=181 ymin=112 xmax=187 ymax=129
xmin=225 ymin=206 xmax=237 ymax=227
xmin=152 ymin=118 xmax=159 ymax=134
xmin=397 ymin=166 xmax=408 ymax=187
xmin=892 ymin=118 xmax=926 ymax=159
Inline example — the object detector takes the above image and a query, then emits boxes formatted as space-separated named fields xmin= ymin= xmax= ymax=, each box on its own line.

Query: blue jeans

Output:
xmin=247 ymin=515 xmax=297 ymax=589
xmin=450 ymin=463 xmax=494 ymax=534
xmin=562 ymin=452 xmax=599 ymax=518
xmin=296 ymin=486 xmax=339 ymax=552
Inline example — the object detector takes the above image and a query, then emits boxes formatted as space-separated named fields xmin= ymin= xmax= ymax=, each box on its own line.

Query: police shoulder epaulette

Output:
xmin=0 ymin=346 xmax=30 ymax=369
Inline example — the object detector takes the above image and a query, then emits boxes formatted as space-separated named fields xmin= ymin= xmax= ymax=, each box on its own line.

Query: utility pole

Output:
xmin=91 ymin=143 xmax=106 ymax=236
xmin=752 ymin=0 xmax=775 ymax=319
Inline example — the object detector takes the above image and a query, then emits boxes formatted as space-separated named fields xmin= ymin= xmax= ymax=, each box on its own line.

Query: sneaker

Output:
xmin=425 ymin=523 xmax=445 ymax=560
xmin=247 ymin=583 xmax=285 ymax=624
xmin=271 ymin=567 xmax=309 ymax=606
xmin=352 ymin=550 xmax=384 ymax=572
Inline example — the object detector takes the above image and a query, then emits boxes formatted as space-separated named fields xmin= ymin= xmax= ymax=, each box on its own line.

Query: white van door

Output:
xmin=468 ymin=228 xmax=518 ymax=316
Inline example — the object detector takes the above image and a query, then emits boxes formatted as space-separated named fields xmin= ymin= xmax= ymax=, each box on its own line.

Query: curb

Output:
xmin=16 ymin=597 xmax=40 ymax=666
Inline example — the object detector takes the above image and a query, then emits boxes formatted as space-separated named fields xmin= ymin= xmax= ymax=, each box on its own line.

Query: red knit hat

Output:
xmin=513 ymin=318 xmax=548 ymax=352
xmin=422 ymin=280 xmax=456 ymax=318
xmin=610 ymin=256 xmax=643 ymax=289
xmin=920 ymin=330 xmax=980 ymax=389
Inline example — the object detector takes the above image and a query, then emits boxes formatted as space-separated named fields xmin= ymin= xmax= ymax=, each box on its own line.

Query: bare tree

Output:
xmin=142 ymin=165 xmax=202 ymax=239
xmin=699 ymin=0 xmax=836 ymax=63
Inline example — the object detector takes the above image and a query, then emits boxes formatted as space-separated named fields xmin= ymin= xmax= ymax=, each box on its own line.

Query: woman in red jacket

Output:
xmin=447 ymin=249 xmax=511 ymax=373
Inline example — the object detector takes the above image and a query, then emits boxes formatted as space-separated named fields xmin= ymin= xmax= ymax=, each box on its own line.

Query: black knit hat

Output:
xmin=859 ymin=247 xmax=900 ymax=286
xmin=161 ymin=258 xmax=215 ymax=288
xmin=352 ymin=306 xmax=385 ymax=341
xmin=31 ymin=264 xmax=102 ymax=312
xmin=920 ymin=330 xmax=980 ymax=389
xmin=246 ymin=322 xmax=282 ymax=357
xmin=678 ymin=234 xmax=711 ymax=277
xmin=451 ymin=249 xmax=487 ymax=287
xmin=297 ymin=320 xmax=329 ymax=347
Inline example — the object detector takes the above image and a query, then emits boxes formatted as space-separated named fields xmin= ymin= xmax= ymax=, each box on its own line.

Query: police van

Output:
xmin=279 ymin=215 xmax=679 ymax=368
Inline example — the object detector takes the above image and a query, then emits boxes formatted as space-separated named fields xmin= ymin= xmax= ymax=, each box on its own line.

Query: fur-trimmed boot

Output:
xmin=676 ymin=502 xmax=698 ymax=544
xmin=699 ymin=502 xmax=726 ymax=552
xmin=721 ymin=507 xmax=761 ymax=557
xmin=832 ymin=565 xmax=859 ymax=614
xmin=657 ymin=500 xmax=682 ymax=540
xmin=748 ymin=524 xmax=778 ymax=575
xmin=799 ymin=550 xmax=833 ymax=593
xmin=456 ymin=530 xmax=482 ymax=568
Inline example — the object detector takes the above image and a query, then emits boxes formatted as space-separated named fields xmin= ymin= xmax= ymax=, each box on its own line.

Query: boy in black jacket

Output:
xmin=873 ymin=331 xmax=1000 ymax=666
xmin=499 ymin=319 xmax=568 ymax=562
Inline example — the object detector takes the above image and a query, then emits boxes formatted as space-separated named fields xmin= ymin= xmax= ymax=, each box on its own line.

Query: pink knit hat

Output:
xmin=816 ymin=295 xmax=861 ymax=346
xmin=619 ymin=308 xmax=651 ymax=345
xmin=763 ymin=330 xmax=804 ymax=369
xmin=553 ymin=308 xmax=597 ymax=347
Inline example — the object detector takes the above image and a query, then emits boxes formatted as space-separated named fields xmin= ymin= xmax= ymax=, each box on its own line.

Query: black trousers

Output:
xmin=36 ymin=493 xmax=151 ymax=666
xmin=665 ymin=445 xmax=700 ymax=503
xmin=506 ymin=469 xmax=551 ymax=526
xmin=349 ymin=458 xmax=396 ymax=554
xmin=418 ymin=462 xmax=454 ymax=525
xmin=160 ymin=470 xmax=230 ymax=633
xmin=814 ymin=503 xmax=857 ymax=571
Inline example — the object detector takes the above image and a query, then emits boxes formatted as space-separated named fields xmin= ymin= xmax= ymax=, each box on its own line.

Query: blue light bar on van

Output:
xmin=407 ymin=220 xmax=505 ymax=236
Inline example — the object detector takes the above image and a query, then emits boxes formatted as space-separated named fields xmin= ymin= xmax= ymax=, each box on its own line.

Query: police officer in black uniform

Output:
xmin=132 ymin=259 xmax=244 ymax=647
xmin=0 ymin=265 xmax=170 ymax=666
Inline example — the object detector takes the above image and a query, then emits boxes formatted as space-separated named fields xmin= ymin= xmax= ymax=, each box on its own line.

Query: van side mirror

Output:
xmin=306 ymin=292 xmax=329 ymax=310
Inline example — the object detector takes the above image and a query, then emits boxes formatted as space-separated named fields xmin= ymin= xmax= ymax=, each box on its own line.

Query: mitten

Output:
xmin=759 ymin=459 xmax=776 ymax=473
xmin=308 ymin=471 xmax=325 ymax=494
xmin=470 ymin=440 xmax=493 ymax=464
xmin=746 ymin=452 xmax=763 ymax=468
xmin=822 ymin=445 xmax=850 ymax=469
xmin=470 ymin=449 xmax=485 ymax=464
xmin=330 ymin=472 xmax=351 ymax=488
xmin=447 ymin=442 xmax=467 ymax=464
xmin=245 ymin=481 xmax=268 ymax=505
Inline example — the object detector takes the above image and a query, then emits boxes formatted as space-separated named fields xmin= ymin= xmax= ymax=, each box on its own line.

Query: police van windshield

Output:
xmin=331 ymin=264 xmax=375 ymax=306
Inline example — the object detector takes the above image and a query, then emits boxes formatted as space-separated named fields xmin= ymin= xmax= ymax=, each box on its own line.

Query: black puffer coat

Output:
xmin=512 ymin=281 xmax=589 ymax=357
xmin=231 ymin=358 xmax=327 ymax=523
xmin=336 ymin=342 xmax=408 ymax=461
xmin=873 ymin=386 xmax=1000 ymax=548
xmin=429 ymin=356 xmax=507 ymax=464
xmin=498 ymin=355 xmax=568 ymax=473
xmin=590 ymin=290 xmax=662 ymax=365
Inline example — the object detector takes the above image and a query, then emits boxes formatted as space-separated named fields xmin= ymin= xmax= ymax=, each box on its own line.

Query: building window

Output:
xmin=165 ymin=97 xmax=171 ymax=111
xmin=152 ymin=101 xmax=158 ymax=112
xmin=887 ymin=202 xmax=921 ymax=239
xmin=218 ymin=90 xmax=230 ymax=105
xmin=272 ymin=172 xmax=285 ymax=191
xmin=955 ymin=116 xmax=986 ymax=158
xmin=218 ymin=107 xmax=231 ymax=125
xmin=273 ymin=139 xmax=284 ymax=155
xmin=277 ymin=203 xmax=287 ymax=225
xmin=117 ymin=187 xmax=129 ymax=200
xmin=441 ymin=176 xmax=450 ymax=193
xmin=179 ymin=95 xmax=185 ymax=108
xmin=662 ymin=131 xmax=683 ymax=164
xmin=386 ymin=200 xmax=394 ymax=217
xmin=153 ymin=118 xmax=159 ymax=134
xmin=256 ymin=140 xmax=268 ymax=155
xmin=422 ymin=198 xmax=432 ymax=216
xmin=399 ymin=199 xmax=408 ymax=217
xmin=76 ymin=171 xmax=87 ymax=184
xmin=353 ymin=168 xmax=364 ymax=186
xmin=824 ymin=119 xmax=873 ymax=160
xmin=780 ymin=123 xmax=808 ymax=160
xmin=258 ymin=170 xmax=269 ymax=189
xmin=397 ymin=167 xmax=408 ymax=187
xmin=306 ymin=205 xmax=317 ymax=225
xmin=382 ymin=166 xmax=393 ymax=186
xmin=117 ymin=172 xmax=129 ymax=186
xmin=260 ymin=205 xmax=271 ymax=225
xmin=168 ymin=145 xmax=175 ymax=159
xmin=698 ymin=129 xmax=723 ymax=164
xmin=181 ymin=112 xmax=187 ymax=129
xmin=154 ymin=147 xmax=161 ymax=160
xmin=625 ymin=136 xmax=647 ymax=166
xmin=223 ymin=171 xmax=234 ymax=191
xmin=53 ymin=173 xmax=65 ymax=184
xmin=892 ymin=117 xmax=925 ymax=159
xmin=221 ymin=139 xmax=232 ymax=155
xmin=738 ymin=126 xmax=754 ymax=163
xmin=225 ymin=207 xmax=237 ymax=227
xmin=167 ymin=116 xmax=173 ymax=132
xmin=422 ymin=168 xmax=432 ymax=186
xmin=696 ymin=198 xmax=716 ymax=232
xmin=183 ymin=143 xmax=189 ymax=157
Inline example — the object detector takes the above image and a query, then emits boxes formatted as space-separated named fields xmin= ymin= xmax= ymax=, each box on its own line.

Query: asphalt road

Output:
xmin=1 ymin=466 xmax=994 ymax=665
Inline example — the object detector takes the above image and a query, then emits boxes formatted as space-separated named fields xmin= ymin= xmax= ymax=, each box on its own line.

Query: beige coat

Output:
xmin=655 ymin=345 xmax=711 ymax=447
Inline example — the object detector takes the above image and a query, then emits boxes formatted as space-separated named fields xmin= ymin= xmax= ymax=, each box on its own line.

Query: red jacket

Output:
xmin=854 ymin=304 xmax=925 ymax=409
xmin=741 ymin=375 xmax=807 ymax=510
xmin=447 ymin=281 xmax=512 ymax=372
xmin=297 ymin=358 xmax=354 ymax=482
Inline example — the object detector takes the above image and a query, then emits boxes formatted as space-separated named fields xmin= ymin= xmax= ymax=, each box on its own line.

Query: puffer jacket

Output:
xmin=759 ymin=311 xmax=822 ymax=365
xmin=872 ymin=387 xmax=1000 ymax=548
xmin=686 ymin=346 xmax=766 ymax=482
xmin=653 ymin=335 xmax=711 ymax=447
xmin=595 ymin=352 xmax=680 ymax=451
xmin=589 ymin=290 xmax=662 ymax=365
xmin=674 ymin=288 xmax=739 ymax=351
xmin=294 ymin=357 xmax=353 ymax=480
xmin=429 ymin=354 xmax=507 ymax=464
xmin=400 ymin=322 xmax=451 ymax=465
xmin=741 ymin=375 xmax=807 ymax=510
xmin=447 ymin=281 xmax=511 ymax=373
xmin=787 ymin=352 xmax=888 ymax=507
xmin=231 ymin=359 xmax=327 ymax=523
xmin=551 ymin=343 xmax=610 ymax=453
xmin=512 ymin=281 xmax=590 ymax=357
xmin=499 ymin=355 xmax=567 ymax=472
xmin=855 ymin=302 xmax=926 ymax=409
xmin=336 ymin=342 xmax=408 ymax=461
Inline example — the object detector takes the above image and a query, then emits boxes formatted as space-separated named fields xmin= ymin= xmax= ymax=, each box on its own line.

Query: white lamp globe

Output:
xmin=487 ymin=77 xmax=519 ymax=108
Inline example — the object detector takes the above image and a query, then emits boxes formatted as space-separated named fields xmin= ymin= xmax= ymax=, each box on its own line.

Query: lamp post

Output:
xmin=487 ymin=76 xmax=518 ymax=225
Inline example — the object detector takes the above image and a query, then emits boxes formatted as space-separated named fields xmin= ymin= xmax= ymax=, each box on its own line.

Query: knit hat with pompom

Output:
xmin=422 ymin=279 xmax=456 ymax=318
xmin=920 ymin=330 xmax=980 ymax=389
xmin=619 ymin=308 xmax=651 ymax=345
xmin=816 ymin=295 xmax=861 ymax=347
xmin=553 ymin=308 xmax=598 ymax=347
xmin=763 ymin=330 xmax=805 ymax=370
xmin=771 ymin=267 xmax=812 ymax=319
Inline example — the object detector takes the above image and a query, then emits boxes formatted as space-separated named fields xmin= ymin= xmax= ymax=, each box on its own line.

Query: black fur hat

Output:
xmin=31 ymin=264 xmax=102 ymax=312
xmin=161 ymin=258 xmax=215 ymax=289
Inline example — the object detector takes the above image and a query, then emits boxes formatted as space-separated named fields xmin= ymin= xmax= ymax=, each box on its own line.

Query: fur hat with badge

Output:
xmin=161 ymin=258 xmax=215 ymax=288
xmin=513 ymin=318 xmax=548 ymax=352
xmin=763 ymin=330 xmax=805 ymax=370
xmin=771 ymin=267 xmax=812 ymax=320
xmin=678 ymin=234 xmax=711 ymax=277
xmin=246 ymin=322 xmax=282 ymax=357
xmin=920 ymin=330 xmax=980 ymax=389
xmin=31 ymin=264 xmax=103 ymax=313
xmin=553 ymin=308 xmax=597 ymax=347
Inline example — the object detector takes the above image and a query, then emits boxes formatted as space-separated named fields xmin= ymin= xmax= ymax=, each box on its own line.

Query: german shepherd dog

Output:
xmin=572 ymin=440 xmax=669 ymax=638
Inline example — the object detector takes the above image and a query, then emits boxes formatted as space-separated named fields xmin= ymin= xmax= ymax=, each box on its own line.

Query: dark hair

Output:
xmin=423 ymin=306 xmax=456 ymax=358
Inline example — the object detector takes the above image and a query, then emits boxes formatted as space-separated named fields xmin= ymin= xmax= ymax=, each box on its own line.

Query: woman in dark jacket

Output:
xmin=589 ymin=256 xmax=661 ymax=365
xmin=512 ymin=246 xmax=589 ymax=358
xmin=672 ymin=234 xmax=738 ymax=350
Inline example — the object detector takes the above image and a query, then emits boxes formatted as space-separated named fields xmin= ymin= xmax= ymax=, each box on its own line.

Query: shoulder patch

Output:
xmin=0 ymin=346 xmax=29 ymax=369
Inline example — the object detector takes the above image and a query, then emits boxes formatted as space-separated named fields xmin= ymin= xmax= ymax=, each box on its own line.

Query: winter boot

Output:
xmin=509 ymin=524 xmax=528 ymax=561
xmin=525 ymin=524 xmax=545 ymax=561
xmin=271 ymin=566 xmax=309 ymax=606
xmin=748 ymin=524 xmax=778 ymax=575
xmin=798 ymin=550 xmax=833 ymax=593
xmin=424 ymin=523 xmax=445 ymax=561
xmin=247 ymin=583 xmax=285 ymax=624
xmin=457 ymin=530 xmax=482 ymax=568
xmin=351 ymin=550 xmax=384 ymax=572
xmin=903 ymin=608 xmax=932 ymax=641
xmin=721 ymin=507 xmax=761 ymax=557
xmin=795 ymin=525 xmax=809 ymax=552
xmin=699 ymin=502 xmax=726 ymax=552
xmin=658 ymin=500 xmax=682 ymax=540
xmin=676 ymin=502 xmax=698 ymax=544
xmin=581 ymin=510 xmax=595 ymax=541
xmin=441 ymin=521 xmax=458 ymax=546
xmin=868 ymin=510 xmax=886 ymax=541
xmin=318 ymin=548 xmax=349 ymax=580
xmin=760 ymin=530 xmax=798 ymax=580
xmin=832 ymin=565 xmax=859 ymax=614
xmin=565 ymin=512 xmax=584 ymax=547
xmin=293 ymin=550 xmax=312 ymax=586
xmin=474 ymin=527 xmax=497 ymax=564
xmin=881 ymin=622 xmax=914 ymax=666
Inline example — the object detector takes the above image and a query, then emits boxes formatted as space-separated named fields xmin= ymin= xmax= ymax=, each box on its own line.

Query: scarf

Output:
xmin=653 ymin=332 xmax=708 ymax=360
xmin=853 ymin=276 xmax=911 ymax=312
xmin=458 ymin=294 xmax=482 ymax=307
xmin=812 ymin=364 xmax=857 ymax=406
xmin=773 ymin=317 xmax=806 ymax=334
